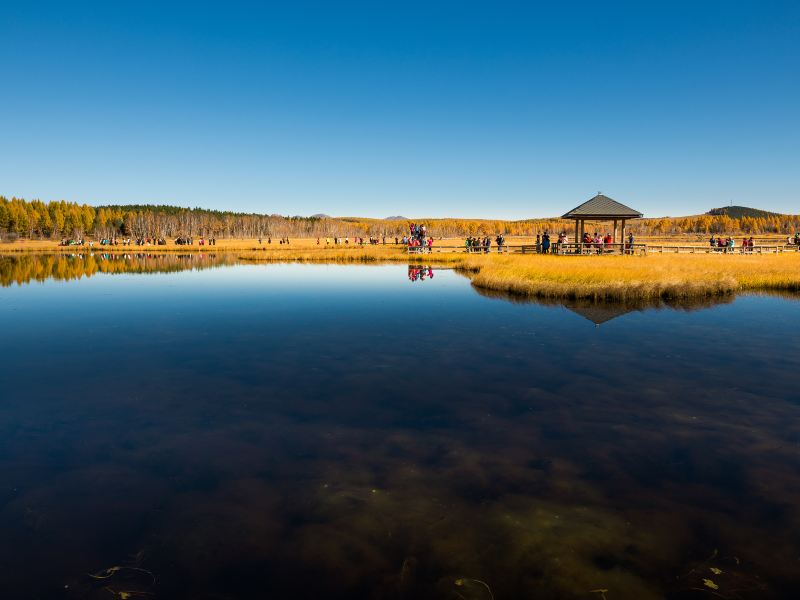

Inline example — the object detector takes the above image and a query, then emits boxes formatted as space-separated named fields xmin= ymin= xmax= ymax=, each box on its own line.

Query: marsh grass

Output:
xmin=464 ymin=254 xmax=800 ymax=301
xmin=237 ymin=246 xmax=467 ymax=266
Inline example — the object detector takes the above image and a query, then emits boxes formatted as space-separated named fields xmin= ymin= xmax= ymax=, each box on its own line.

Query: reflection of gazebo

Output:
xmin=562 ymin=193 xmax=643 ymax=243
xmin=563 ymin=301 xmax=639 ymax=325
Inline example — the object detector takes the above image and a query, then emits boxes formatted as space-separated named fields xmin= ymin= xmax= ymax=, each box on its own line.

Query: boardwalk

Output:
xmin=408 ymin=243 xmax=800 ymax=255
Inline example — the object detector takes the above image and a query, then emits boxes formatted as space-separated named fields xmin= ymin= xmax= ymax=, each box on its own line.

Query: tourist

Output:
xmin=542 ymin=232 xmax=551 ymax=254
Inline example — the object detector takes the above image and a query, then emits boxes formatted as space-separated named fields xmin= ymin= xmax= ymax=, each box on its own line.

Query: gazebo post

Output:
xmin=574 ymin=219 xmax=579 ymax=249
xmin=620 ymin=219 xmax=626 ymax=253
xmin=613 ymin=219 xmax=618 ymax=245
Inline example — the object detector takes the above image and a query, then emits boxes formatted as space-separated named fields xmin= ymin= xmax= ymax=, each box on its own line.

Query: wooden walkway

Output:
xmin=646 ymin=244 xmax=800 ymax=254
xmin=407 ymin=243 xmax=647 ymax=255
xmin=407 ymin=243 xmax=800 ymax=255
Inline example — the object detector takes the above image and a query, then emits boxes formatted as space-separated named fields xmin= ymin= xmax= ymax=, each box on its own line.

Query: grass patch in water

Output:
xmin=461 ymin=253 xmax=800 ymax=301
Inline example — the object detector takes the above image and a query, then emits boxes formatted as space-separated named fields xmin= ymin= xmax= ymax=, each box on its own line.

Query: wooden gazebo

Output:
xmin=562 ymin=193 xmax=643 ymax=244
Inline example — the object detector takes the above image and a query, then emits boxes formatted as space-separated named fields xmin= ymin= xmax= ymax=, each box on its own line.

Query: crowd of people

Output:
xmin=464 ymin=234 xmax=506 ymax=253
xmin=60 ymin=237 xmax=194 ymax=246
xmin=405 ymin=223 xmax=434 ymax=252
xmin=44 ymin=231 xmax=800 ymax=255
xmin=529 ymin=231 xmax=637 ymax=254
xmin=708 ymin=235 xmax=760 ymax=252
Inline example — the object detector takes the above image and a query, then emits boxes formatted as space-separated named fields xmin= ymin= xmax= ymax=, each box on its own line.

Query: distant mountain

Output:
xmin=384 ymin=215 xmax=409 ymax=221
xmin=310 ymin=213 xmax=331 ymax=218
xmin=707 ymin=205 xmax=780 ymax=219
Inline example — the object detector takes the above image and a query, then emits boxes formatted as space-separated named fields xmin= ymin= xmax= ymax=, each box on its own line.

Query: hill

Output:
xmin=707 ymin=205 xmax=780 ymax=219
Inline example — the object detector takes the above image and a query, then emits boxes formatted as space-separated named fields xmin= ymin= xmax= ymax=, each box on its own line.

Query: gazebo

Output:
xmin=562 ymin=193 xmax=643 ymax=245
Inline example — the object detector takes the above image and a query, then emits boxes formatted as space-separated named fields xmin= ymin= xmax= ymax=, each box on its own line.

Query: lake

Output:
xmin=1 ymin=253 xmax=799 ymax=599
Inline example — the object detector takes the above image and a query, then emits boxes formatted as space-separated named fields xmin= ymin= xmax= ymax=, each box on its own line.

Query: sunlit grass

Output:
xmin=463 ymin=253 xmax=800 ymax=301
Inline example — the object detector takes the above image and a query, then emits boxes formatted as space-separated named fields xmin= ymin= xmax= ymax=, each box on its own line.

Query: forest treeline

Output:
xmin=2 ymin=195 xmax=799 ymax=240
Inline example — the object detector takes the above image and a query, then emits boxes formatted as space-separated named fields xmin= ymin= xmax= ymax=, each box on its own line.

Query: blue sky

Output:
xmin=1 ymin=1 xmax=798 ymax=219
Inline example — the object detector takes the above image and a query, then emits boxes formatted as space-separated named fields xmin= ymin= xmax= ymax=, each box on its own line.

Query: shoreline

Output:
xmin=2 ymin=248 xmax=800 ymax=301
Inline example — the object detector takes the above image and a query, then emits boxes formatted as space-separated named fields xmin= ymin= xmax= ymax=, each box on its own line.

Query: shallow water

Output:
xmin=1 ymin=254 xmax=799 ymax=599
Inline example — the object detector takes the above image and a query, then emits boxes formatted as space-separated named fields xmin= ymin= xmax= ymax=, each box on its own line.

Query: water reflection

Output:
xmin=0 ymin=252 xmax=236 ymax=287
xmin=0 ymin=259 xmax=799 ymax=599
xmin=408 ymin=265 xmax=441 ymax=282
xmin=472 ymin=286 xmax=743 ymax=324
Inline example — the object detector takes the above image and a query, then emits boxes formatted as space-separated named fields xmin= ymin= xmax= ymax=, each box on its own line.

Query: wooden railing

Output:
xmin=533 ymin=243 xmax=648 ymax=255
xmin=646 ymin=244 xmax=800 ymax=254
xmin=407 ymin=243 xmax=800 ymax=256
xmin=407 ymin=245 xmax=515 ymax=254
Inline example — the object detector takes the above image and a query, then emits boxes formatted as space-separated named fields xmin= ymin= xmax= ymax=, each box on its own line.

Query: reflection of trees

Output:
xmin=0 ymin=253 xmax=237 ymax=287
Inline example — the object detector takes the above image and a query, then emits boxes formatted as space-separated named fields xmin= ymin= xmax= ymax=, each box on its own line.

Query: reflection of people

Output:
xmin=408 ymin=266 xmax=436 ymax=282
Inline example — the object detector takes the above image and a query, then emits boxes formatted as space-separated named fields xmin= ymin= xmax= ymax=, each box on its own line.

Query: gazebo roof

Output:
xmin=562 ymin=194 xmax=643 ymax=219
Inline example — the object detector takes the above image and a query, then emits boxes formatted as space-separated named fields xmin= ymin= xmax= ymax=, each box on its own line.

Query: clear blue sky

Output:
xmin=1 ymin=1 xmax=798 ymax=219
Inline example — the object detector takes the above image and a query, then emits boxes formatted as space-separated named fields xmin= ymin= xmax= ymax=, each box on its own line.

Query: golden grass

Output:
xmin=237 ymin=246 xmax=469 ymax=264
xmin=463 ymin=253 xmax=800 ymax=301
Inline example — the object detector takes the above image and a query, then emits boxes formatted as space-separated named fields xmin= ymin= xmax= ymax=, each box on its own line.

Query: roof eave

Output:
xmin=561 ymin=212 xmax=643 ymax=219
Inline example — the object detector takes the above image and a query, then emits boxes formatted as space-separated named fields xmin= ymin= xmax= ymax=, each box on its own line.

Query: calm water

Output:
xmin=1 ymin=254 xmax=799 ymax=599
